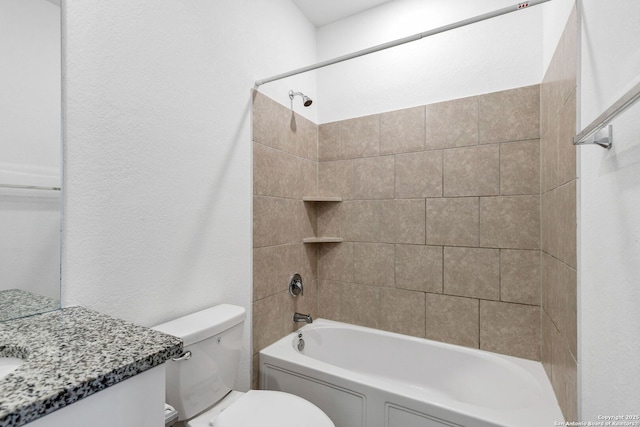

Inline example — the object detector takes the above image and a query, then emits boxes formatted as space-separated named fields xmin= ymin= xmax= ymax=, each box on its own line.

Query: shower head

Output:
xmin=289 ymin=90 xmax=313 ymax=107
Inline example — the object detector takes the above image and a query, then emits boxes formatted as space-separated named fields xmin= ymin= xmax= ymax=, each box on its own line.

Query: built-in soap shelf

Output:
xmin=303 ymin=237 xmax=344 ymax=243
xmin=302 ymin=196 xmax=342 ymax=202
xmin=302 ymin=196 xmax=342 ymax=244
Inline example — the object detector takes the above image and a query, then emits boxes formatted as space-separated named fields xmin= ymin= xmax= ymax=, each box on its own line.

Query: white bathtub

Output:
xmin=259 ymin=319 xmax=563 ymax=427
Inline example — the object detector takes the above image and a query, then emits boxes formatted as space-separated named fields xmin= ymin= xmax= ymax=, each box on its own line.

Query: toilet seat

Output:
xmin=210 ymin=390 xmax=334 ymax=427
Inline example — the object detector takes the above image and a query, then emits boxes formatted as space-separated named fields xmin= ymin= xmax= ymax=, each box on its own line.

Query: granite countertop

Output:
xmin=0 ymin=290 xmax=59 ymax=323
xmin=0 ymin=306 xmax=182 ymax=427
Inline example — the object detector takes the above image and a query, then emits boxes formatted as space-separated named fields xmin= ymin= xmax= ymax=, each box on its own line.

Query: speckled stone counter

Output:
xmin=0 ymin=290 xmax=59 ymax=323
xmin=0 ymin=306 xmax=182 ymax=427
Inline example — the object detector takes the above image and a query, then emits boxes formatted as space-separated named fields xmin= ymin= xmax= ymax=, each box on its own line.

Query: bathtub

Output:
xmin=259 ymin=319 xmax=563 ymax=427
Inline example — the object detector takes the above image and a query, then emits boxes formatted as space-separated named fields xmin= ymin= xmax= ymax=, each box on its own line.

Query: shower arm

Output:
xmin=255 ymin=0 xmax=551 ymax=87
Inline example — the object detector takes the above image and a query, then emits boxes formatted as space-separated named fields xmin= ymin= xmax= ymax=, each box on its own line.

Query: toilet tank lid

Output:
xmin=153 ymin=304 xmax=245 ymax=346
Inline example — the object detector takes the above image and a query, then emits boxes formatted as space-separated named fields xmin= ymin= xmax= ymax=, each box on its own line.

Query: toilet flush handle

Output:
xmin=172 ymin=351 xmax=192 ymax=361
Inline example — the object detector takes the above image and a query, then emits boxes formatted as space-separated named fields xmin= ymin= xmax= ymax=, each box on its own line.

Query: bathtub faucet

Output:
xmin=293 ymin=312 xmax=313 ymax=323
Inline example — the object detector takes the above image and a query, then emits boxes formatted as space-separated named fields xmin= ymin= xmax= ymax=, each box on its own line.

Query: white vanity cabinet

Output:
xmin=27 ymin=365 xmax=166 ymax=427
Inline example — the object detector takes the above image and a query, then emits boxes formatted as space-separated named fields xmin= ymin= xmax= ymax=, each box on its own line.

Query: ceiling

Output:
xmin=292 ymin=0 xmax=393 ymax=27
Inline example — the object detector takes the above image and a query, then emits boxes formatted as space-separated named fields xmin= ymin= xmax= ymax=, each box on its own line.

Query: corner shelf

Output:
xmin=302 ymin=196 xmax=342 ymax=243
xmin=303 ymin=237 xmax=344 ymax=244
xmin=302 ymin=196 xmax=342 ymax=202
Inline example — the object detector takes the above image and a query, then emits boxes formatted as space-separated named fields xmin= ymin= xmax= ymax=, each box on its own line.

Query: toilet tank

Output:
xmin=153 ymin=304 xmax=245 ymax=421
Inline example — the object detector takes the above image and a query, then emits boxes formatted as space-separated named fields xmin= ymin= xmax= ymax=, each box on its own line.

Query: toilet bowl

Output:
xmin=153 ymin=304 xmax=334 ymax=427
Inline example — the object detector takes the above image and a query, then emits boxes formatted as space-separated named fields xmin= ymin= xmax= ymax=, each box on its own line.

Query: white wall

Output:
xmin=62 ymin=0 xmax=316 ymax=390
xmin=316 ymin=0 xmax=545 ymax=123
xmin=577 ymin=0 xmax=640 ymax=420
xmin=0 ymin=0 xmax=61 ymax=299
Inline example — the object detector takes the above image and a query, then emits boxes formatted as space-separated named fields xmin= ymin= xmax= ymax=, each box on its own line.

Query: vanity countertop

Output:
xmin=0 ymin=306 xmax=182 ymax=427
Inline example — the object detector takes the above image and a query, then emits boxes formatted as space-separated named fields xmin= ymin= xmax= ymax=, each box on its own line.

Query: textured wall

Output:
xmin=252 ymin=91 xmax=319 ymax=389
xmin=316 ymin=0 xmax=545 ymax=123
xmin=578 ymin=0 xmax=640 ymax=420
xmin=316 ymin=85 xmax=542 ymax=360
xmin=62 ymin=0 xmax=317 ymax=391
xmin=540 ymin=6 xmax=578 ymax=421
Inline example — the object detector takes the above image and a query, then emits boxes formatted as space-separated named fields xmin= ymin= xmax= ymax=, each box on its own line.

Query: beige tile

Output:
xmin=425 ymin=293 xmax=479 ymax=348
xmin=552 ymin=326 xmax=578 ymax=422
xmin=318 ymin=160 xmax=354 ymax=199
xmin=559 ymin=262 xmax=577 ymax=359
xmin=253 ymin=196 xmax=300 ymax=247
xmin=541 ymin=117 xmax=559 ymax=193
xmin=557 ymin=94 xmax=577 ymax=186
xmin=287 ymin=112 xmax=318 ymax=160
xmin=501 ymin=249 xmax=540 ymax=305
xmin=379 ymin=288 xmax=426 ymax=338
xmin=316 ymin=202 xmax=342 ymax=238
xmin=395 ymin=245 xmax=443 ymax=293
xmin=302 ymin=159 xmax=317 ymax=198
xmin=340 ymin=283 xmax=380 ymax=329
xmin=543 ymin=254 xmax=577 ymax=359
xmin=480 ymin=301 xmax=540 ymax=360
xmin=341 ymin=114 xmax=380 ymax=159
xmin=253 ymin=142 xmax=304 ymax=198
xmin=298 ymin=200 xmax=316 ymax=241
xmin=479 ymin=85 xmax=540 ymax=144
xmin=541 ymin=310 xmax=555 ymax=381
xmin=444 ymin=247 xmax=500 ymax=300
xmin=561 ymin=7 xmax=578 ymax=108
xmin=318 ymin=242 xmax=354 ymax=283
xmin=380 ymin=106 xmax=426 ymax=154
xmin=480 ymin=196 xmax=540 ymax=250
xmin=319 ymin=122 xmax=341 ymax=161
xmin=252 ymin=291 xmax=286 ymax=353
xmin=541 ymin=253 xmax=555 ymax=325
xmin=341 ymin=200 xmax=383 ymax=242
xmin=501 ymin=140 xmax=540 ymax=196
xmin=426 ymin=197 xmax=479 ymax=247
xmin=541 ymin=46 xmax=563 ymax=137
xmin=395 ymin=150 xmax=443 ymax=198
xmin=555 ymin=181 xmax=577 ymax=268
xmin=253 ymin=244 xmax=300 ymax=301
xmin=426 ymin=96 xmax=478 ymax=149
xmin=443 ymin=145 xmax=500 ymax=197
xmin=354 ymin=243 xmax=395 ymax=287
xmin=301 ymin=244 xmax=318 ymax=284
xmin=353 ymin=156 xmax=395 ymax=199
xmin=380 ymin=199 xmax=426 ymax=244
xmin=318 ymin=280 xmax=342 ymax=321
xmin=252 ymin=91 xmax=287 ymax=151
xmin=541 ymin=190 xmax=554 ymax=255
xmin=252 ymin=353 xmax=260 ymax=390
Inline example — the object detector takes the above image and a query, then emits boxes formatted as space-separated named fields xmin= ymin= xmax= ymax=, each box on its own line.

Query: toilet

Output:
xmin=153 ymin=304 xmax=334 ymax=427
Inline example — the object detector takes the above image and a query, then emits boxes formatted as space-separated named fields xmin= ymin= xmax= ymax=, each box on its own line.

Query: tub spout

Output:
xmin=293 ymin=312 xmax=313 ymax=323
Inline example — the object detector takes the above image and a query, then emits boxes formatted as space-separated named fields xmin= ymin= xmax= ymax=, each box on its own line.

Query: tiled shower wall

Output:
xmin=316 ymin=85 xmax=542 ymax=361
xmin=540 ymin=6 xmax=578 ymax=421
xmin=252 ymin=84 xmax=545 ymax=390
xmin=252 ymin=91 xmax=320 ymax=389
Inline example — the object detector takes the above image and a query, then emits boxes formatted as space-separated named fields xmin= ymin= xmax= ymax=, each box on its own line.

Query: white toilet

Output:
xmin=153 ymin=304 xmax=334 ymax=427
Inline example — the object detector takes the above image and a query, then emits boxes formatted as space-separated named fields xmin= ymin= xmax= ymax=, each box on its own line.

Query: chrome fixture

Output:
xmin=574 ymin=79 xmax=640 ymax=149
xmin=293 ymin=312 xmax=313 ymax=324
xmin=171 ymin=351 xmax=192 ymax=362
xmin=289 ymin=273 xmax=303 ymax=297
xmin=289 ymin=90 xmax=313 ymax=109
xmin=574 ymin=125 xmax=613 ymax=149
